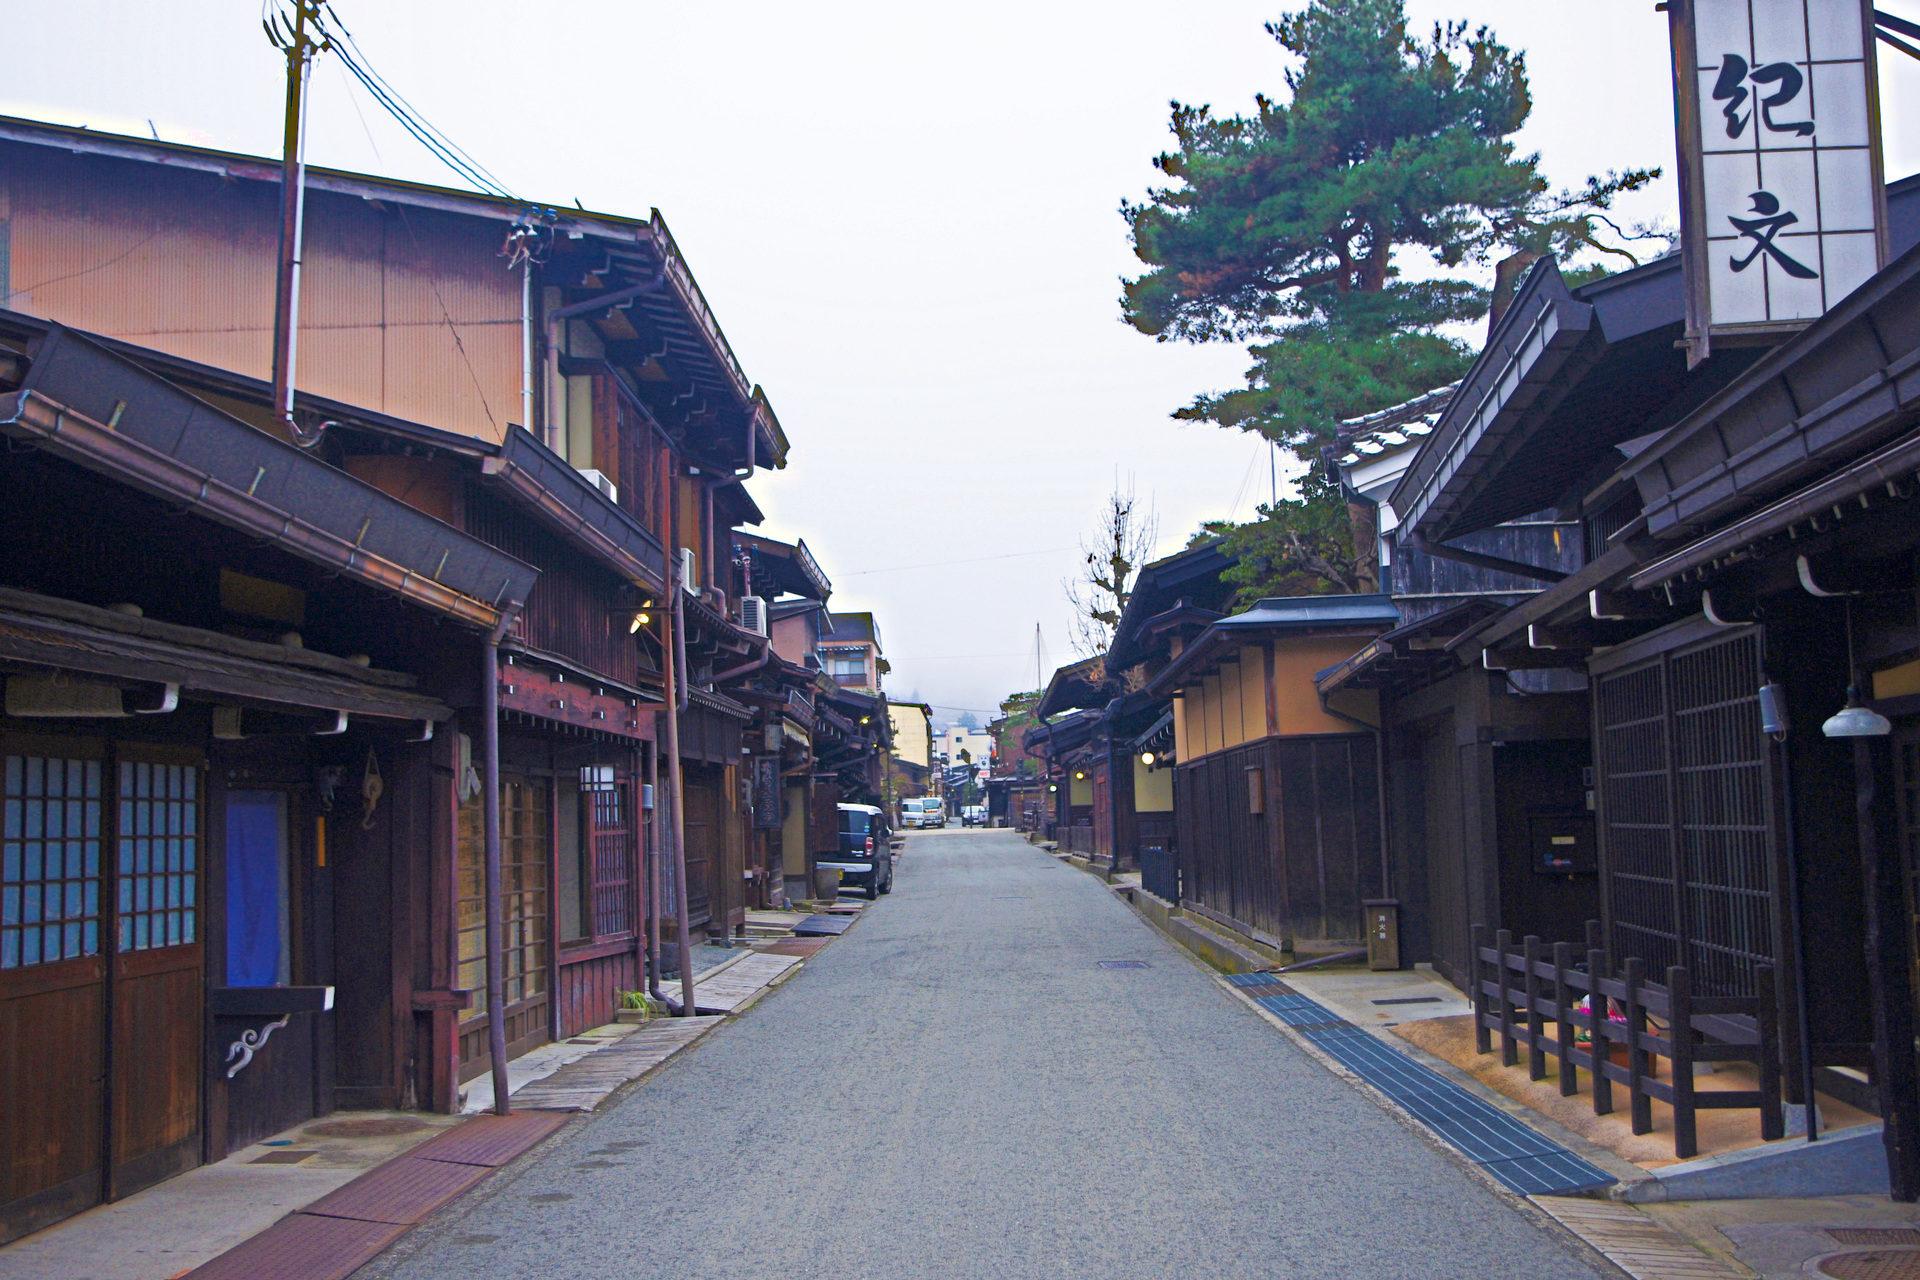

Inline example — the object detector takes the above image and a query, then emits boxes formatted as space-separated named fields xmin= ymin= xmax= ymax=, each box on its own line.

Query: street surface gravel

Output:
xmin=365 ymin=828 xmax=1605 ymax=1279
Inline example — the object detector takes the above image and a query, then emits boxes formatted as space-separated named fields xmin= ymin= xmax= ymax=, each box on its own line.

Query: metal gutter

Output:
xmin=481 ymin=426 xmax=666 ymax=590
xmin=1628 ymin=425 xmax=1920 ymax=589
xmin=1390 ymin=261 xmax=1598 ymax=540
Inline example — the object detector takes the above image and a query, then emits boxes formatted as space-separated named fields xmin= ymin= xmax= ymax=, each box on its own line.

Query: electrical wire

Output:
xmin=290 ymin=2 xmax=536 ymax=211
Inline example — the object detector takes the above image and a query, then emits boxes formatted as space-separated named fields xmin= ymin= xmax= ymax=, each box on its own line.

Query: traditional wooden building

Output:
xmin=0 ymin=324 xmax=539 ymax=1241
xmin=0 ymin=110 xmax=846 ymax=1229
xmin=1310 ymin=155 xmax=1920 ymax=1191
xmin=1145 ymin=595 xmax=1400 ymax=956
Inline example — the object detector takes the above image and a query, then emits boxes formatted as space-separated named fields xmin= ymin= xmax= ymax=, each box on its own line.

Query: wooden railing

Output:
xmin=1471 ymin=922 xmax=1783 ymax=1159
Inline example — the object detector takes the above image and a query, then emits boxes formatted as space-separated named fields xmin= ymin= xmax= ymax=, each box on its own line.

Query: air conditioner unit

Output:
xmin=678 ymin=547 xmax=698 ymax=593
xmin=739 ymin=595 xmax=768 ymax=636
xmin=575 ymin=468 xmax=618 ymax=505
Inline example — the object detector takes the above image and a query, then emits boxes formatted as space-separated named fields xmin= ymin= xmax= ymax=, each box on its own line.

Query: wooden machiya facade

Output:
xmin=1142 ymin=596 xmax=1400 ymax=956
xmin=0 ymin=324 xmax=540 ymax=1242
xmin=1025 ymin=543 xmax=1240 ymax=883
xmin=0 ymin=114 xmax=829 ymax=1236
xmin=1322 ymin=173 xmax=1920 ymax=1194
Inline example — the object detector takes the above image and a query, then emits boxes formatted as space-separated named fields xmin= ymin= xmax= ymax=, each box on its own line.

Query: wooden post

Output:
xmin=1589 ymin=945 xmax=1613 ymax=1116
xmin=1524 ymin=936 xmax=1546 ymax=1081
xmin=1472 ymin=923 xmax=1491 ymax=1055
xmin=481 ymin=626 xmax=512 ymax=1115
xmin=1496 ymin=928 xmax=1517 ymax=1067
xmin=1554 ymin=941 xmax=1577 ymax=1097
xmin=1854 ymin=740 xmax=1920 ymax=1199
xmin=1757 ymin=963 xmax=1785 ymax=1142
xmin=1669 ymin=965 xmax=1697 ymax=1159
xmin=1624 ymin=957 xmax=1651 ymax=1136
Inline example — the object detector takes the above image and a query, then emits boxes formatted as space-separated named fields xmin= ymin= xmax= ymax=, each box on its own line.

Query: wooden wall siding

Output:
xmin=5 ymin=148 xmax=520 ymax=442
xmin=682 ymin=776 xmax=718 ymax=926
xmin=1594 ymin=627 xmax=1776 ymax=998
xmin=1175 ymin=734 xmax=1380 ymax=947
xmin=1389 ymin=514 xmax=1583 ymax=607
xmin=1179 ymin=641 xmax=1365 ymax=761
xmin=556 ymin=949 xmax=638 ymax=1039
xmin=464 ymin=492 xmax=637 ymax=687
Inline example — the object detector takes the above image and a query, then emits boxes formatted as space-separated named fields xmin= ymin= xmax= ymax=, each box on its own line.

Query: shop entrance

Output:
xmin=1 ymin=744 xmax=204 ymax=1244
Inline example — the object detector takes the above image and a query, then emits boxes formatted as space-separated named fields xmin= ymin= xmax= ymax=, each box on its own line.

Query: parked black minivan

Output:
xmin=823 ymin=803 xmax=893 ymax=897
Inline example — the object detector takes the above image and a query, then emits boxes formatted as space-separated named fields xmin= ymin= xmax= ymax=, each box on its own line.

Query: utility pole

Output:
xmin=267 ymin=1 xmax=328 ymax=436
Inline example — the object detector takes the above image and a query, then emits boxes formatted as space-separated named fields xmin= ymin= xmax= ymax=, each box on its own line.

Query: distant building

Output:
xmin=822 ymin=612 xmax=884 ymax=692
xmin=888 ymin=701 xmax=934 ymax=769
xmin=940 ymin=725 xmax=994 ymax=767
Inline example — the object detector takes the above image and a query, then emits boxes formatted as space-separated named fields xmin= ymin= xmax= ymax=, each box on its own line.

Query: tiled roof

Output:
xmin=1334 ymin=382 xmax=1459 ymax=466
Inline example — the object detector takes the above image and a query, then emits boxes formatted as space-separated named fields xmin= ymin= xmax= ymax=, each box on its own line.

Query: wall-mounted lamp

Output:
xmin=1048 ymin=784 xmax=1058 ymax=793
xmin=1139 ymin=752 xmax=1156 ymax=766
xmin=1073 ymin=770 xmax=1085 ymax=780
xmin=629 ymin=612 xmax=652 ymax=633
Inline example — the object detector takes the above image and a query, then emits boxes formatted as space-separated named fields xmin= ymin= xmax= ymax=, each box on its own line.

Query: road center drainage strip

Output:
xmin=1243 ymin=990 xmax=1613 ymax=1197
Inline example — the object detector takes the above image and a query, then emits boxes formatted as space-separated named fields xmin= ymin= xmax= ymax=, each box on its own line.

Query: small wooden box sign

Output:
xmin=1244 ymin=766 xmax=1265 ymax=815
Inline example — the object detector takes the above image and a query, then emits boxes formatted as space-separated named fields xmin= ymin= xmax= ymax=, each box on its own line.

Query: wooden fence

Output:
xmin=1059 ymin=825 xmax=1095 ymax=855
xmin=1471 ymin=923 xmax=1783 ymax=1159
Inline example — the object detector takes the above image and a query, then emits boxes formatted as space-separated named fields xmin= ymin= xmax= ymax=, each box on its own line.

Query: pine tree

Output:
xmin=1125 ymin=0 xmax=1657 ymax=592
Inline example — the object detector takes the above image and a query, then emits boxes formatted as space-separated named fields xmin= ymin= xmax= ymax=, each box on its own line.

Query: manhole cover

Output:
xmin=1834 ymin=1232 xmax=1920 ymax=1248
xmin=1820 ymin=1250 xmax=1920 ymax=1279
xmin=304 ymin=1117 xmax=430 ymax=1139
xmin=1097 ymin=960 xmax=1149 ymax=969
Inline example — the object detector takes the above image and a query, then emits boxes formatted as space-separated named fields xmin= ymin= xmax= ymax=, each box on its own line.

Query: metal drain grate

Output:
xmin=1224 ymin=972 xmax=1293 ymax=989
xmin=1243 ymin=988 xmax=1612 ymax=1196
xmin=250 ymin=1150 xmax=317 ymax=1164
xmin=1097 ymin=960 xmax=1149 ymax=969
xmin=1820 ymin=1250 xmax=1920 ymax=1279
xmin=305 ymin=1117 xmax=430 ymax=1139
xmin=1372 ymin=996 xmax=1443 ymax=1005
xmin=1832 ymin=1232 xmax=1920 ymax=1248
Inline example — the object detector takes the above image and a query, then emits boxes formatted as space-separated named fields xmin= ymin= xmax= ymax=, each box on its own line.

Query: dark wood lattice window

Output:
xmin=579 ymin=766 xmax=633 ymax=940
xmin=2 ymin=755 xmax=104 ymax=968
xmin=457 ymin=777 xmax=549 ymax=1007
xmin=1595 ymin=628 xmax=1773 ymax=996
xmin=118 ymin=761 xmax=199 ymax=954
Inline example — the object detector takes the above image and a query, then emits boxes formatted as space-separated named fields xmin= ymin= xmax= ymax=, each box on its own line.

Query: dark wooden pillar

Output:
xmin=1856 ymin=737 xmax=1920 ymax=1201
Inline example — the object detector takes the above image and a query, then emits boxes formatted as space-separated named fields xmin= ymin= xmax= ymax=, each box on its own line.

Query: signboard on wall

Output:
xmin=1671 ymin=0 xmax=1887 ymax=360
xmin=751 ymin=756 xmax=781 ymax=829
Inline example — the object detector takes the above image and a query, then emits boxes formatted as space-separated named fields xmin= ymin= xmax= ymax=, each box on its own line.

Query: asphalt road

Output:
xmin=367 ymin=828 xmax=1604 ymax=1280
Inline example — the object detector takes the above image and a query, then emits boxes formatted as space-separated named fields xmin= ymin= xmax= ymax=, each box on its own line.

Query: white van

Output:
xmin=901 ymin=797 xmax=944 ymax=829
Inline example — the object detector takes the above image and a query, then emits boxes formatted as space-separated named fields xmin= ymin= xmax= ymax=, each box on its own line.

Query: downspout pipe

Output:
xmin=646 ymin=740 xmax=665 ymax=1005
xmin=710 ymin=640 xmax=772 ymax=686
xmin=663 ymin=566 xmax=697 ymax=1015
xmin=520 ymin=256 xmax=533 ymax=433
xmin=480 ymin=605 xmax=522 ymax=1115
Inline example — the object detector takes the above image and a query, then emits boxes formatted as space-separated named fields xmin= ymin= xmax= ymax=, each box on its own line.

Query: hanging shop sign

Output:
xmin=1670 ymin=0 xmax=1887 ymax=361
xmin=751 ymin=755 xmax=781 ymax=829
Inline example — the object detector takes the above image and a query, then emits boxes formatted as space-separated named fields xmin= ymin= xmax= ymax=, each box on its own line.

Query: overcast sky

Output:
xmin=9 ymin=2 xmax=1920 ymax=725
